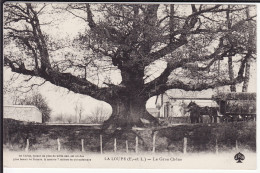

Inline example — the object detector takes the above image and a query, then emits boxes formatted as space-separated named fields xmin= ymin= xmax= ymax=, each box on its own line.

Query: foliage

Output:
xmin=3 ymin=3 xmax=257 ymax=126
xmin=86 ymin=105 xmax=111 ymax=124
xmin=18 ymin=92 xmax=52 ymax=123
xmin=52 ymin=105 xmax=110 ymax=124
xmin=212 ymin=92 xmax=256 ymax=101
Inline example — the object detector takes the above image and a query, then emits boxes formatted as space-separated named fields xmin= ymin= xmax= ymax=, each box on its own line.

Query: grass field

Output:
xmin=3 ymin=119 xmax=256 ymax=153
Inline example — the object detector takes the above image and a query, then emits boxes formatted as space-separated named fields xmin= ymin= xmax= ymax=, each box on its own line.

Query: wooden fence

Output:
xmin=22 ymin=134 xmax=242 ymax=154
xmin=4 ymin=119 xmax=255 ymax=153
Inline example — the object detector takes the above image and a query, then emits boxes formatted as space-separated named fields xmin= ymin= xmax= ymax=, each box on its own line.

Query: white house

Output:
xmin=3 ymin=105 xmax=42 ymax=123
xmin=155 ymin=92 xmax=219 ymax=118
xmin=147 ymin=107 xmax=160 ymax=117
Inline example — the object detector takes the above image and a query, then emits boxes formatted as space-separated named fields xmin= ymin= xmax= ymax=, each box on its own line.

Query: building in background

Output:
xmin=147 ymin=108 xmax=160 ymax=117
xmin=3 ymin=105 xmax=42 ymax=123
xmin=212 ymin=92 xmax=256 ymax=120
xmin=155 ymin=93 xmax=219 ymax=118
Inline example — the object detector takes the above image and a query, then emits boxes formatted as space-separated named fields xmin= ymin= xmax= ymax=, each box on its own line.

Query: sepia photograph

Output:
xmin=2 ymin=1 xmax=258 ymax=171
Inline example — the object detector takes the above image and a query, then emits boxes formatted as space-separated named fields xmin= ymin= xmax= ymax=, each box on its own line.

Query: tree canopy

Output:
xmin=3 ymin=3 xmax=256 ymax=127
xmin=18 ymin=92 xmax=52 ymax=123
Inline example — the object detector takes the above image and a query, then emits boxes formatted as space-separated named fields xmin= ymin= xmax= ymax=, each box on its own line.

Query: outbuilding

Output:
xmin=3 ymin=105 xmax=42 ymax=123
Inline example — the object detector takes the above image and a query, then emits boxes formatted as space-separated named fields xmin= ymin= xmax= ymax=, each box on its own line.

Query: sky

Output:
xmin=3 ymin=3 xmax=258 ymax=119
xmin=3 ymin=67 xmax=158 ymax=116
xmin=3 ymin=3 xmax=168 ymax=117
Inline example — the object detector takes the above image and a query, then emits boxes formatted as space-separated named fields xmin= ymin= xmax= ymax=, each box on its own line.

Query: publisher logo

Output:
xmin=234 ymin=152 xmax=245 ymax=163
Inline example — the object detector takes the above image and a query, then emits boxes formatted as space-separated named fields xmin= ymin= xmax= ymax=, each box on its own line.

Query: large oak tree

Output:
xmin=3 ymin=3 xmax=256 ymax=128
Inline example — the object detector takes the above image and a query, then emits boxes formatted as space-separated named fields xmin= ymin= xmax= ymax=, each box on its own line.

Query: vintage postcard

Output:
xmin=2 ymin=1 xmax=258 ymax=172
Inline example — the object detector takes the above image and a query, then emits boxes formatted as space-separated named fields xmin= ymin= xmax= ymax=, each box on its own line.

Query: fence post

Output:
xmin=135 ymin=136 xmax=138 ymax=153
xmin=183 ymin=137 xmax=187 ymax=154
xmin=126 ymin=140 xmax=128 ymax=153
xmin=25 ymin=139 xmax=29 ymax=152
xmin=114 ymin=138 xmax=117 ymax=153
xmin=152 ymin=132 xmax=157 ymax=153
xmin=100 ymin=135 xmax=103 ymax=154
xmin=215 ymin=139 xmax=218 ymax=154
xmin=57 ymin=138 xmax=61 ymax=151
xmin=81 ymin=139 xmax=85 ymax=152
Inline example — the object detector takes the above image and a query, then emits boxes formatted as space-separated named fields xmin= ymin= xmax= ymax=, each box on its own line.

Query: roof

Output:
xmin=212 ymin=92 xmax=256 ymax=101
xmin=4 ymin=105 xmax=40 ymax=109
xmin=147 ymin=108 xmax=159 ymax=113
xmin=189 ymin=100 xmax=219 ymax=107
xmin=4 ymin=105 xmax=41 ymax=116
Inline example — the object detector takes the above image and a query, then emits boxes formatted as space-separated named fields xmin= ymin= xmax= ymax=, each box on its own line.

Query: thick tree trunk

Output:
xmin=242 ymin=7 xmax=253 ymax=92
xmin=103 ymin=95 xmax=158 ymax=129
xmin=102 ymin=63 xmax=159 ymax=129
xmin=228 ymin=57 xmax=236 ymax=92
xmin=242 ymin=59 xmax=251 ymax=92
xmin=226 ymin=7 xmax=236 ymax=92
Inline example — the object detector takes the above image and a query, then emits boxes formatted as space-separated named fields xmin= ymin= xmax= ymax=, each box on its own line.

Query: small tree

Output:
xmin=87 ymin=105 xmax=111 ymax=124
xmin=53 ymin=113 xmax=64 ymax=123
xmin=78 ymin=104 xmax=84 ymax=123
xmin=74 ymin=102 xmax=85 ymax=123
xmin=66 ymin=115 xmax=75 ymax=124
xmin=18 ymin=92 xmax=52 ymax=123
